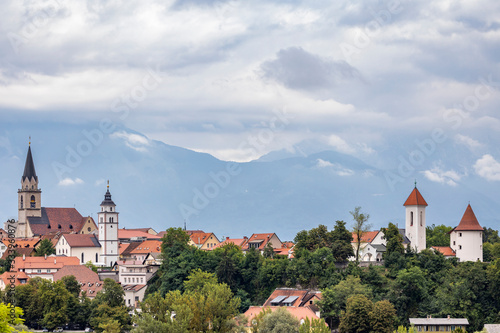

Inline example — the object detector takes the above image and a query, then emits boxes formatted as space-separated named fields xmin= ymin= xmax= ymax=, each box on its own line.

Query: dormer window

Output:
xmin=58 ymin=224 xmax=61 ymax=229
xmin=69 ymin=225 xmax=73 ymax=229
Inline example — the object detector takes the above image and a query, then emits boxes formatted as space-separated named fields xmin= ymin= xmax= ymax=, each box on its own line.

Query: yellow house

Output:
xmin=188 ymin=232 xmax=220 ymax=250
xmin=409 ymin=317 xmax=469 ymax=332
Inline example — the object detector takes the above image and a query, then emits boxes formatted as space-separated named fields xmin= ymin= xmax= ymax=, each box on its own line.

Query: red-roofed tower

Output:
xmin=450 ymin=204 xmax=483 ymax=262
xmin=404 ymin=183 xmax=428 ymax=252
xmin=98 ymin=181 xmax=119 ymax=267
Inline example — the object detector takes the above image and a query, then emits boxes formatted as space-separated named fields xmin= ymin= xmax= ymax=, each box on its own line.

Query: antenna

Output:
xmin=29 ymin=136 xmax=31 ymax=146
xmin=184 ymin=219 xmax=187 ymax=231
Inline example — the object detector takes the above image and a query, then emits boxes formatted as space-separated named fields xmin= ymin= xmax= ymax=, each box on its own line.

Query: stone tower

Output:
xmin=98 ymin=181 xmax=119 ymax=267
xmin=404 ymin=184 xmax=427 ymax=252
xmin=17 ymin=143 xmax=41 ymax=238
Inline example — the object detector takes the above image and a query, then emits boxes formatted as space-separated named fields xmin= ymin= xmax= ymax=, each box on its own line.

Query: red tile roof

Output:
xmin=2 ymin=238 xmax=40 ymax=249
xmin=0 ymin=271 xmax=29 ymax=288
xmin=118 ymin=229 xmax=161 ymax=240
xmin=264 ymin=289 xmax=309 ymax=307
xmin=11 ymin=255 xmax=80 ymax=271
xmin=432 ymin=246 xmax=456 ymax=257
xmin=189 ymin=232 xmax=216 ymax=245
xmin=1 ymin=247 xmax=35 ymax=260
xmin=404 ymin=187 xmax=428 ymax=206
xmin=242 ymin=233 xmax=280 ymax=250
xmin=53 ymin=265 xmax=103 ymax=297
xmin=28 ymin=207 xmax=87 ymax=235
xmin=351 ymin=231 xmax=379 ymax=243
xmin=454 ymin=204 xmax=483 ymax=231
xmin=62 ymin=234 xmax=101 ymax=248
xmin=129 ymin=240 xmax=162 ymax=254
xmin=210 ymin=238 xmax=247 ymax=250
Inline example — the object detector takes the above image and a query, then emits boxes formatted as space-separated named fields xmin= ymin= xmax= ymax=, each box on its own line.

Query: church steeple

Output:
xmin=22 ymin=145 xmax=38 ymax=183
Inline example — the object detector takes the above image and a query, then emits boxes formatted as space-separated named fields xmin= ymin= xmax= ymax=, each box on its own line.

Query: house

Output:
xmin=242 ymin=233 xmax=282 ymax=253
xmin=119 ymin=242 xmax=143 ymax=260
xmin=115 ymin=260 xmax=158 ymax=286
xmin=53 ymin=265 xmax=104 ymax=299
xmin=123 ymin=284 xmax=147 ymax=308
xmin=263 ymin=288 xmax=322 ymax=316
xmin=449 ymin=204 xmax=484 ymax=262
xmin=274 ymin=242 xmax=295 ymax=258
xmin=188 ymin=232 xmax=220 ymax=250
xmin=128 ymin=240 xmax=162 ymax=262
xmin=409 ymin=317 xmax=468 ymax=332
xmin=209 ymin=238 xmax=247 ymax=250
xmin=0 ymin=271 xmax=29 ymax=290
xmin=118 ymin=228 xmax=161 ymax=243
xmin=484 ymin=324 xmax=500 ymax=333
xmin=431 ymin=246 xmax=456 ymax=259
xmin=55 ymin=233 xmax=101 ymax=264
xmin=0 ymin=238 xmax=40 ymax=258
xmin=122 ymin=228 xmax=157 ymax=235
xmin=243 ymin=306 xmax=325 ymax=331
xmin=1 ymin=246 xmax=36 ymax=261
xmin=0 ymin=229 xmax=8 ymax=239
xmin=11 ymin=255 xmax=80 ymax=281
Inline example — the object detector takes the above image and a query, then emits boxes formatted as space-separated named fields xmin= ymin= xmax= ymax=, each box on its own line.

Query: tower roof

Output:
xmin=22 ymin=145 xmax=38 ymax=182
xmin=101 ymin=189 xmax=116 ymax=206
xmin=404 ymin=187 xmax=428 ymax=206
xmin=454 ymin=204 xmax=483 ymax=231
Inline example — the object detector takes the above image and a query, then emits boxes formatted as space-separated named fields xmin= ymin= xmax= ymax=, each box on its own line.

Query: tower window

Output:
xmin=410 ymin=212 xmax=413 ymax=226
xmin=20 ymin=197 xmax=23 ymax=209
xmin=420 ymin=212 xmax=423 ymax=226
xmin=30 ymin=195 xmax=36 ymax=208
xmin=81 ymin=253 xmax=84 ymax=263
xmin=459 ymin=233 xmax=462 ymax=237
xmin=459 ymin=245 xmax=462 ymax=250
xmin=110 ymin=207 xmax=113 ymax=212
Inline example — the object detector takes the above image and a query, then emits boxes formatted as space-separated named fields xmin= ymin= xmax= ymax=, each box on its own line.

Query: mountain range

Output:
xmin=0 ymin=121 xmax=498 ymax=241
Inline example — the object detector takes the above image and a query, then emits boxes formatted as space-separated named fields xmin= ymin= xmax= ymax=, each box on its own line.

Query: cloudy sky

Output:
xmin=1 ymin=0 xmax=500 ymax=182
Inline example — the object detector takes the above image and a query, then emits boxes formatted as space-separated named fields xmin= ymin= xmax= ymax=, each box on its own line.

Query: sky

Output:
xmin=1 ymin=0 xmax=500 ymax=184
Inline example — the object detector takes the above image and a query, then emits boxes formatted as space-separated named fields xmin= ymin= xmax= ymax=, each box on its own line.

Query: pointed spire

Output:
xmin=22 ymin=143 xmax=38 ymax=182
xmin=455 ymin=204 xmax=483 ymax=231
xmin=404 ymin=186 xmax=428 ymax=206
xmin=101 ymin=181 xmax=116 ymax=206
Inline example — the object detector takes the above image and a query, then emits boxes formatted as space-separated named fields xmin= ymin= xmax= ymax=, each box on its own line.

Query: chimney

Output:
xmin=23 ymin=254 xmax=25 ymax=261
xmin=447 ymin=315 xmax=450 ymax=319
xmin=45 ymin=254 xmax=47 ymax=259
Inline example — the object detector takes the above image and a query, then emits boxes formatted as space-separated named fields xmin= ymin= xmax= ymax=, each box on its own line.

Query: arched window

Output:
xmin=420 ymin=211 xmax=423 ymax=226
xmin=20 ymin=196 xmax=23 ymax=209
xmin=30 ymin=195 xmax=36 ymax=208
xmin=410 ymin=212 xmax=413 ymax=226
xmin=110 ymin=207 xmax=113 ymax=212
xmin=96 ymin=253 xmax=98 ymax=262
xmin=109 ymin=217 xmax=113 ymax=223
xmin=81 ymin=253 xmax=84 ymax=263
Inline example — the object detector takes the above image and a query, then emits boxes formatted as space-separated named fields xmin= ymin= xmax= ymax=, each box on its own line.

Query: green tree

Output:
xmin=0 ymin=303 xmax=29 ymax=333
xmin=483 ymin=227 xmax=500 ymax=244
xmin=184 ymin=269 xmax=218 ymax=292
xmin=260 ymin=307 xmax=299 ymax=333
xmin=98 ymin=319 xmax=121 ymax=333
xmin=317 ymin=275 xmax=372 ymax=328
xmin=330 ymin=220 xmax=354 ymax=262
xmin=426 ymin=224 xmax=453 ymax=247
xmin=299 ymin=317 xmax=330 ymax=333
xmin=339 ymin=294 xmax=373 ymax=333
xmin=34 ymin=239 xmax=56 ymax=257
xmin=93 ymin=278 xmax=125 ymax=308
xmin=90 ymin=303 xmax=131 ymax=333
xmin=383 ymin=222 xmax=405 ymax=257
xmin=351 ymin=207 xmax=371 ymax=263
xmin=61 ymin=275 xmax=81 ymax=298
xmin=294 ymin=225 xmax=332 ymax=252
xmin=371 ymin=300 xmax=397 ymax=333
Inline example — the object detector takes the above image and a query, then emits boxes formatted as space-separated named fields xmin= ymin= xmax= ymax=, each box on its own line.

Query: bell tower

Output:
xmin=17 ymin=141 xmax=41 ymax=238
xmin=404 ymin=182 xmax=427 ymax=252
xmin=98 ymin=181 xmax=119 ymax=267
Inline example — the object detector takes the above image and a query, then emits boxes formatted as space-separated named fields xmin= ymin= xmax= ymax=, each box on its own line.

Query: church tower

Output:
xmin=404 ymin=184 xmax=427 ymax=252
xmin=98 ymin=181 xmax=119 ymax=267
xmin=17 ymin=142 xmax=41 ymax=238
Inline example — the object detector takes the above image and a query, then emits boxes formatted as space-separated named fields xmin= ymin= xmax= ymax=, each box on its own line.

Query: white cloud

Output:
xmin=58 ymin=178 xmax=84 ymax=186
xmin=315 ymin=159 xmax=354 ymax=176
xmin=327 ymin=135 xmax=356 ymax=154
xmin=110 ymin=131 xmax=150 ymax=152
xmin=474 ymin=154 xmax=500 ymax=181
xmin=454 ymin=134 xmax=482 ymax=150
xmin=421 ymin=165 xmax=463 ymax=186
xmin=95 ymin=179 xmax=106 ymax=187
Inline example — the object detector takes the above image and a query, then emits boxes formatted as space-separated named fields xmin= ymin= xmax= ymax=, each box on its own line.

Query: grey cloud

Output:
xmin=260 ymin=46 xmax=362 ymax=92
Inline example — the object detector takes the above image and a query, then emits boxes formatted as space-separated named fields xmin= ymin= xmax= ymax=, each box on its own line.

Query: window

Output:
xmin=37 ymin=269 xmax=41 ymax=273
xmin=81 ymin=253 xmax=84 ymax=263
xmin=96 ymin=253 xmax=98 ymax=262
xmin=410 ymin=212 xmax=413 ymax=226
xmin=30 ymin=195 xmax=36 ymax=208
xmin=20 ymin=196 xmax=23 ymax=209
xmin=459 ymin=233 xmax=462 ymax=237
xmin=459 ymin=245 xmax=462 ymax=250
xmin=110 ymin=207 xmax=113 ymax=212
xmin=453 ymin=241 xmax=456 ymax=245
xmin=420 ymin=211 xmax=423 ymax=226
xmin=88 ymin=227 xmax=91 ymax=232
xmin=46 ymin=269 xmax=50 ymax=273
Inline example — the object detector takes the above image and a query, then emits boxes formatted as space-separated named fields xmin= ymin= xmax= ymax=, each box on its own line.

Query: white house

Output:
xmin=450 ymin=204 xmax=483 ymax=262
xmin=55 ymin=233 xmax=101 ymax=264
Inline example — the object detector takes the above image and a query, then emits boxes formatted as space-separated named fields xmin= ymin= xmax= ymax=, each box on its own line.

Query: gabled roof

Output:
xmin=53 ymin=265 xmax=103 ymax=297
xmin=242 ymin=233 xmax=281 ymax=250
xmin=122 ymin=284 xmax=147 ymax=292
xmin=454 ymin=204 xmax=483 ymax=231
xmin=189 ymin=232 xmax=217 ymax=246
xmin=210 ymin=238 xmax=247 ymax=250
xmin=2 ymin=238 xmax=40 ymax=249
xmin=0 ymin=271 xmax=29 ymax=287
xmin=431 ymin=246 xmax=456 ymax=257
xmin=263 ymin=288 xmax=321 ymax=308
xmin=1 ymin=247 xmax=36 ymax=260
xmin=22 ymin=145 xmax=38 ymax=182
xmin=61 ymin=234 xmax=101 ymax=248
xmin=129 ymin=240 xmax=162 ymax=254
xmin=351 ymin=231 xmax=379 ymax=243
xmin=410 ymin=318 xmax=468 ymax=325
xmin=28 ymin=207 xmax=87 ymax=235
xmin=404 ymin=187 xmax=428 ymax=206
xmin=118 ymin=229 xmax=161 ymax=240
xmin=12 ymin=255 xmax=80 ymax=271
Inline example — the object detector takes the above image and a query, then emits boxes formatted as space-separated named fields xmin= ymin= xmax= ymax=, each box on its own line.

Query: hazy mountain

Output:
xmin=0 ymin=121 xmax=498 ymax=241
